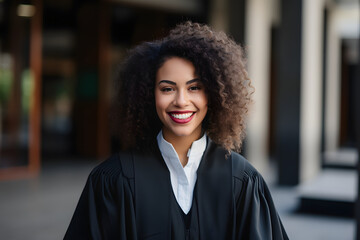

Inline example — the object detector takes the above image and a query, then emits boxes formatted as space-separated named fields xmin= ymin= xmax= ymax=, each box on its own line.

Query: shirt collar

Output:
xmin=156 ymin=130 xmax=207 ymax=165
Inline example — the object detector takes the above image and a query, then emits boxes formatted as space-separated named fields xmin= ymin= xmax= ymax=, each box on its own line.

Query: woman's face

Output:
xmin=155 ymin=57 xmax=208 ymax=141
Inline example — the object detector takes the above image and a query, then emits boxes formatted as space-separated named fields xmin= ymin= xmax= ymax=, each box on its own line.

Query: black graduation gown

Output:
xmin=64 ymin=139 xmax=288 ymax=240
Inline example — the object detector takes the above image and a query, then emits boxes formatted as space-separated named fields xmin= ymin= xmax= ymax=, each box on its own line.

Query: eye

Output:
xmin=189 ymin=85 xmax=201 ymax=91
xmin=160 ymin=87 xmax=173 ymax=92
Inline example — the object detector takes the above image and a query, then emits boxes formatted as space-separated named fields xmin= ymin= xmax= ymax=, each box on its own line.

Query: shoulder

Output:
xmin=230 ymin=151 xmax=264 ymax=184
xmin=88 ymin=153 xmax=123 ymax=181
xmin=231 ymin=152 xmax=272 ymax=201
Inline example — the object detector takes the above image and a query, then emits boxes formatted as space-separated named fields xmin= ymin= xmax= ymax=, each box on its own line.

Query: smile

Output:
xmin=168 ymin=112 xmax=195 ymax=124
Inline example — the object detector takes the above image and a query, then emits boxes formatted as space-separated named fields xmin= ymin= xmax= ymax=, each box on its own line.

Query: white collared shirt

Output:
xmin=157 ymin=131 xmax=207 ymax=214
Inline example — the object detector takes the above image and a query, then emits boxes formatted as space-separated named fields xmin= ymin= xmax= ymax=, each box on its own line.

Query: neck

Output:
xmin=162 ymin=129 xmax=202 ymax=167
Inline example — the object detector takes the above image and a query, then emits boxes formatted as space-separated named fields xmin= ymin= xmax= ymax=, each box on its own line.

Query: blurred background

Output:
xmin=0 ymin=0 xmax=359 ymax=239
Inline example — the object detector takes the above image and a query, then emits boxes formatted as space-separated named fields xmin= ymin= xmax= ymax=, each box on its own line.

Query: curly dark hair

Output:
xmin=112 ymin=21 xmax=253 ymax=153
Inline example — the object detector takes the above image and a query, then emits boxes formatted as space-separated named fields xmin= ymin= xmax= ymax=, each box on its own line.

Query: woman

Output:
xmin=65 ymin=22 xmax=288 ymax=240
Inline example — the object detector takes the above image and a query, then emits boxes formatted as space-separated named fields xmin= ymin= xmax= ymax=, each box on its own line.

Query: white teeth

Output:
xmin=170 ymin=113 xmax=193 ymax=119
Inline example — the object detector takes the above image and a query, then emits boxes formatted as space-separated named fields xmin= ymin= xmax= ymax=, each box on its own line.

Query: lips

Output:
xmin=168 ymin=111 xmax=195 ymax=124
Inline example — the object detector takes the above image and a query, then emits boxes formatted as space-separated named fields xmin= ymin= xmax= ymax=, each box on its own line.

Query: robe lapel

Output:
xmin=195 ymin=139 xmax=233 ymax=239
xmin=133 ymin=149 xmax=171 ymax=239
xmin=132 ymin=140 xmax=234 ymax=239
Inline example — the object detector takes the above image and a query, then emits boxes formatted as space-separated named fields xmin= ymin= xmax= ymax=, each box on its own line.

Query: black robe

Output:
xmin=64 ymin=139 xmax=288 ymax=240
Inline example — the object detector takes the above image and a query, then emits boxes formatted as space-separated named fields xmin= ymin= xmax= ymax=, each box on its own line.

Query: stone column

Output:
xmin=300 ymin=0 xmax=324 ymax=182
xmin=275 ymin=0 xmax=302 ymax=185
xmin=245 ymin=0 xmax=272 ymax=174
xmin=324 ymin=6 xmax=341 ymax=153
xmin=209 ymin=0 xmax=229 ymax=32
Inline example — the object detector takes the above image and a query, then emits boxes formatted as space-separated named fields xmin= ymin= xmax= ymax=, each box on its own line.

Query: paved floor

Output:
xmin=271 ymin=187 xmax=355 ymax=240
xmin=0 ymin=160 xmax=356 ymax=240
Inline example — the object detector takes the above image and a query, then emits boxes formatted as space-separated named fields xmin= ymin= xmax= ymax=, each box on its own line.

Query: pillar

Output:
xmin=209 ymin=0 xmax=229 ymax=32
xmin=245 ymin=0 xmax=272 ymax=174
xmin=275 ymin=0 xmax=302 ymax=185
xmin=324 ymin=7 xmax=341 ymax=153
xmin=300 ymin=0 xmax=324 ymax=182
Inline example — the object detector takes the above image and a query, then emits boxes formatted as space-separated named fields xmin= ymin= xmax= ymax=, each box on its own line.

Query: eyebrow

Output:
xmin=158 ymin=78 xmax=200 ymax=85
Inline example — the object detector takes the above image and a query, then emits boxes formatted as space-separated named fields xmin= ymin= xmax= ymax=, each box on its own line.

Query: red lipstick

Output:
xmin=168 ymin=111 xmax=195 ymax=124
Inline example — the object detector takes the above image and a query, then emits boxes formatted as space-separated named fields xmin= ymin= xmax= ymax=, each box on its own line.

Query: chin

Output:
xmin=171 ymin=130 xmax=194 ymax=137
xmin=167 ymin=126 xmax=201 ymax=138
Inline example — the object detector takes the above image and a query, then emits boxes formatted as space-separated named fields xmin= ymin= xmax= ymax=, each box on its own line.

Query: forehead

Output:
xmin=156 ymin=57 xmax=196 ymax=82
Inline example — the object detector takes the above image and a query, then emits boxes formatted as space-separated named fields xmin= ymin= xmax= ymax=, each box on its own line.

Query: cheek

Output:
xmin=154 ymin=92 xmax=162 ymax=114
xmin=199 ymin=93 xmax=208 ymax=110
xmin=155 ymin=91 xmax=168 ymax=116
xmin=203 ymin=104 xmax=208 ymax=116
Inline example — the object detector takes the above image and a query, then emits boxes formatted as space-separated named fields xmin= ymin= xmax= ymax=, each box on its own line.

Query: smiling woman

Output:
xmin=65 ymin=22 xmax=289 ymax=240
xmin=155 ymin=57 xmax=208 ymax=165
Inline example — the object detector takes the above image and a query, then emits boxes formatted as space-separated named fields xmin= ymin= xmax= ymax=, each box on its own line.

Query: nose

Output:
xmin=174 ymin=90 xmax=189 ymax=107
